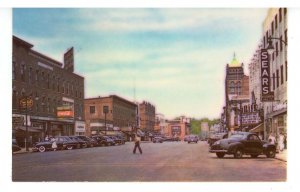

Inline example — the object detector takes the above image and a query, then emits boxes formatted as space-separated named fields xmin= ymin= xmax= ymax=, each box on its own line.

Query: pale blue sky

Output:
xmin=13 ymin=8 xmax=268 ymax=119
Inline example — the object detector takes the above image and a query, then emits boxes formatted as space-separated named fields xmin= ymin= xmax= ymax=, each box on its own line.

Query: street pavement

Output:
xmin=12 ymin=141 xmax=286 ymax=182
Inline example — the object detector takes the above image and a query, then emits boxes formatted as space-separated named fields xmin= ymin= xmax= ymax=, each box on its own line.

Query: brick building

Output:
xmin=84 ymin=95 xmax=137 ymax=140
xmin=138 ymin=101 xmax=156 ymax=132
xmin=166 ymin=117 xmax=190 ymax=141
xmin=12 ymin=36 xmax=85 ymax=147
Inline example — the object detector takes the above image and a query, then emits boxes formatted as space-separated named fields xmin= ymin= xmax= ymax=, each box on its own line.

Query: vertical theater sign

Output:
xmin=261 ymin=49 xmax=274 ymax=101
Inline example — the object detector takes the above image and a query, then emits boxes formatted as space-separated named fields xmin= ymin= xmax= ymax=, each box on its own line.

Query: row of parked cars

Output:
xmin=33 ymin=135 xmax=126 ymax=153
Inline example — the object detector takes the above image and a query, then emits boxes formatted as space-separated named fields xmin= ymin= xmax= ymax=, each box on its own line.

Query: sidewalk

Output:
xmin=275 ymin=149 xmax=287 ymax=162
xmin=13 ymin=147 xmax=33 ymax=154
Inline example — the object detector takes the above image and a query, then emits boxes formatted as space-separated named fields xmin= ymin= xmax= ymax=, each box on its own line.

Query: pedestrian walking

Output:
xmin=279 ymin=132 xmax=285 ymax=151
xmin=51 ymin=137 xmax=57 ymax=151
xmin=133 ymin=134 xmax=142 ymax=154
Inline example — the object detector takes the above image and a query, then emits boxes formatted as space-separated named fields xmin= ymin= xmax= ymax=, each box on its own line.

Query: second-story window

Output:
xmin=21 ymin=64 xmax=25 ymax=82
xmin=90 ymin=106 xmax=96 ymax=114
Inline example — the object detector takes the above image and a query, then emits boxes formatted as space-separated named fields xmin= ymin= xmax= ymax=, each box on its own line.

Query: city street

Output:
xmin=12 ymin=141 xmax=286 ymax=182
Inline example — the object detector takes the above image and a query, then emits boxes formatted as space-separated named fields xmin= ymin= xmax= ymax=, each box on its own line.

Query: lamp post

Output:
xmin=266 ymin=36 xmax=287 ymax=54
xmin=19 ymin=95 xmax=33 ymax=152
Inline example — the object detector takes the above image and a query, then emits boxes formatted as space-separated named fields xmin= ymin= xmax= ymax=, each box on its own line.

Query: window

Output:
xmin=47 ymin=74 xmax=50 ymax=89
xmin=280 ymin=36 xmax=283 ymax=51
xmin=279 ymin=8 xmax=282 ymax=22
xmin=276 ymin=42 xmax=278 ymax=57
xmin=237 ymin=81 xmax=241 ymax=95
xmin=284 ymin=8 xmax=287 ymax=16
xmin=57 ymin=78 xmax=60 ymax=92
xmin=21 ymin=64 xmax=25 ymax=82
xmin=271 ymin=21 xmax=274 ymax=34
xmin=276 ymin=69 xmax=279 ymax=88
xmin=285 ymin=29 xmax=288 ymax=45
xmin=281 ymin=65 xmax=284 ymax=85
xmin=275 ymin=15 xmax=278 ymax=29
xmin=229 ymin=81 xmax=235 ymax=94
xmin=29 ymin=67 xmax=32 ymax=84
xmin=52 ymin=76 xmax=55 ymax=90
xmin=90 ymin=106 xmax=96 ymax=114
xmin=273 ymin=72 xmax=275 ymax=91
xmin=36 ymin=70 xmax=39 ymax=84
xmin=13 ymin=61 xmax=16 ymax=80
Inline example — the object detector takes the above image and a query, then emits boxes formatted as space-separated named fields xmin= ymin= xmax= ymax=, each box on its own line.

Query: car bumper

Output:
xmin=209 ymin=149 xmax=228 ymax=153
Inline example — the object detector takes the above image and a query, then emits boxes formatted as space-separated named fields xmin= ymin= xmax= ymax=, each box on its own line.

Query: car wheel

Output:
xmin=67 ymin=145 xmax=73 ymax=150
xmin=216 ymin=152 xmax=225 ymax=158
xmin=251 ymin=154 xmax=259 ymax=158
xmin=266 ymin=149 xmax=276 ymax=158
xmin=38 ymin=146 xmax=46 ymax=152
xmin=77 ymin=144 xmax=81 ymax=149
xmin=234 ymin=148 xmax=243 ymax=159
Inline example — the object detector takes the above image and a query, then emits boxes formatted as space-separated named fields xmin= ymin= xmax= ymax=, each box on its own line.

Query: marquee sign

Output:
xmin=260 ymin=49 xmax=274 ymax=101
xmin=241 ymin=112 xmax=261 ymax=125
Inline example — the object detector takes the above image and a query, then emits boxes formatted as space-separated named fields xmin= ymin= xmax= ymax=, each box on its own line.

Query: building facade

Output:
xmin=84 ymin=95 xmax=137 ymax=139
xmin=224 ymin=55 xmax=251 ymax=131
xmin=166 ymin=118 xmax=190 ymax=141
xmin=154 ymin=113 xmax=168 ymax=135
xmin=138 ymin=101 xmax=156 ymax=132
xmin=12 ymin=36 xmax=85 ymax=147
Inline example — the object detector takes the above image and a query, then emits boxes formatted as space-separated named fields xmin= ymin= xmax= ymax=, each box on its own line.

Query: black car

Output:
xmin=92 ymin=135 xmax=115 ymax=146
xmin=76 ymin=136 xmax=98 ymax=147
xmin=12 ymin=139 xmax=21 ymax=152
xmin=32 ymin=136 xmax=79 ymax=152
xmin=153 ymin=136 xmax=164 ymax=143
xmin=69 ymin=136 xmax=88 ymax=148
xmin=209 ymin=132 xmax=276 ymax=159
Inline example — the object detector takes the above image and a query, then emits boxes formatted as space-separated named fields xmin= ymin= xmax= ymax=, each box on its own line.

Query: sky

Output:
xmin=13 ymin=8 xmax=268 ymax=119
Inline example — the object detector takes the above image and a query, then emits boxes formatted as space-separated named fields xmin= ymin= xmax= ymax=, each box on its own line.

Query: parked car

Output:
xmin=92 ymin=135 xmax=115 ymax=146
xmin=186 ymin=135 xmax=199 ymax=143
xmin=209 ymin=132 xmax=276 ymax=159
xmin=153 ymin=136 xmax=164 ymax=143
xmin=12 ymin=139 xmax=21 ymax=152
xmin=208 ymin=133 xmax=228 ymax=146
xmin=75 ymin=136 xmax=98 ymax=147
xmin=32 ymin=136 xmax=79 ymax=152
xmin=68 ymin=136 xmax=88 ymax=148
xmin=107 ymin=135 xmax=123 ymax=145
xmin=115 ymin=135 xmax=126 ymax=144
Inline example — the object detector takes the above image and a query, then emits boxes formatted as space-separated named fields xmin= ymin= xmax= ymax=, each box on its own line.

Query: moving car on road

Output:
xmin=209 ymin=132 xmax=276 ymax=159
xmin=186 ymin=135 xmax=199 ymax=143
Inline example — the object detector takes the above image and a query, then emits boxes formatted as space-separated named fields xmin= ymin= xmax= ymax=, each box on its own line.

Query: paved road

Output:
xmin=12 ymin=141 xmax=286 ymax=181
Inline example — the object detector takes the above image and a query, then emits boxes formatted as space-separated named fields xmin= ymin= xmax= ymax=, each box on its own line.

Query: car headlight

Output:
xmin=215 ymin=140 xmax=221 ymax=145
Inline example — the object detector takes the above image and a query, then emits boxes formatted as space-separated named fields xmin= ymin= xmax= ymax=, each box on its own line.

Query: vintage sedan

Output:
xmin=32 ymin=136 xmax=80 ymax=152
xmin=75 ymin=136 xmax=98 ymax=147
xmin=208 ymin=133 xmax=228 ymax=146
xmin=186 ymin=135 xmax=199 ymax=143
xmin=209 ymin=132 xmax=276 ymax=159
xmin=153 ymin=136 xmax=164 ymax=143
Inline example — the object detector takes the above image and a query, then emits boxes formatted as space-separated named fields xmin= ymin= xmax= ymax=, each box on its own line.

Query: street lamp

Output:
xmin=266 ymin=36 xmax=287 ymax=54
xmin=19 ymin=95 xmax=33 ymax=152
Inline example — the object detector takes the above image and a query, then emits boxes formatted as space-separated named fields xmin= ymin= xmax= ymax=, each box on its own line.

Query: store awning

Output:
xmin=249 ymin=123 xmax=263 ymax=133
xmin=15 ymin=126 xmax=42 ymax=133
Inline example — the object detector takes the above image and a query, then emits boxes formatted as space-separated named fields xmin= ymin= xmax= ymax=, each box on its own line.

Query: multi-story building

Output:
xmin=166 ymin=117 xmax=190 ymax=141
xmin=84 ymin=95 xmax=137 ymax=140
xmin=224 ymin=54 xmax=250 ymax=131
xmin=154 ymin=113 xmax=168 ymax=135
xmin=138 ymin=101 xmax=156 ymax=132
xmin=256 ymin=8 xmax=288 ymax=139
xmin=201 ymin=121 xmax=209 ymax=139
xmin=12 ymin=36 xmax=85 ymax=147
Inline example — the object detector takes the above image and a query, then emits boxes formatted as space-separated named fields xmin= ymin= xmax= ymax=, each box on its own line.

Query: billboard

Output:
xmin=260 ymin=49 xmax=274 ymax=101
xmin=57 ymin=105 xmax=74 ymax=118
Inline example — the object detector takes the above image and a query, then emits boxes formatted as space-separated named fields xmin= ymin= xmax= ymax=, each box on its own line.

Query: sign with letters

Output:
xmin=260 ymin=49 xmax=274 ymax=101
